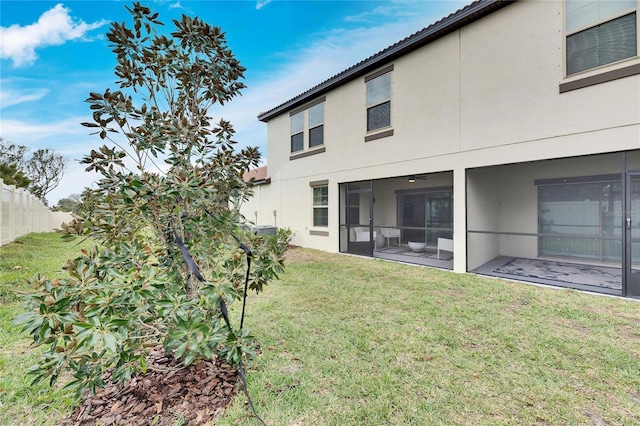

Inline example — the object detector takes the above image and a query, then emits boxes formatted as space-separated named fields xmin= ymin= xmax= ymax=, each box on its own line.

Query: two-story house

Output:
xmin=245 ymin=0 xmax=640 ymax=298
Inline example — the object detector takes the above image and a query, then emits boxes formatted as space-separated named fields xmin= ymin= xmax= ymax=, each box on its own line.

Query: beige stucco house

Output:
xmin=245 ymin=0 xmax=640 ymax=297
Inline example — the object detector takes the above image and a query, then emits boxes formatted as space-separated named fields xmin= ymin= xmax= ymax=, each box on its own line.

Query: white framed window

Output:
xmin=366 ymin=68 xmax=392 ymax=132
xmin=312 ymin=185 xmax=328 ymax=227
xmin=566 ymin=0 xmax=637 ymax=75
xmin=289 ymin=99 xmax=325 ymax=154
xmin=308 ymin=102 xmax=324 ymax=148
xmin=290 ymin=111 xmax=304 ymax=153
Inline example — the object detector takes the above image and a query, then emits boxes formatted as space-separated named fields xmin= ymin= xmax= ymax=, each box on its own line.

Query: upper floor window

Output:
xmin=566 ymin=0 xmax=637 ymax=75
xmin=366 ymin=67 xmax=392 ymax=132
xmin=308 ymin=103 xmax=324 ymax=148
xmin=290 ymin=99 xmax=325 ymax=154
xmin=291 ymin=111 xmax=304 ymax=152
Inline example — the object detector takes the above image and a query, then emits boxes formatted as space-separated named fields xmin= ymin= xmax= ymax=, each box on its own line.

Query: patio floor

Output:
xmin=473 ymin=256 xmax=623 ymax=295
xmin=374 ymin=244 xmax=453 ymax=269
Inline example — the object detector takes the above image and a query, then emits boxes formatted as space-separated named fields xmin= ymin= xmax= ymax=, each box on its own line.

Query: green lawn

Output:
xmin=0 ymin=233 xmax=93 ymax=426
xmin=1 ymin=234 xmax=639 ymax=425
xmin=218 ymin=248 xmax=640 ymax=425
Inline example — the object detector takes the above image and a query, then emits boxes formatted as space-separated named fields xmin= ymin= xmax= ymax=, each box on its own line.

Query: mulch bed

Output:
xmin=62 ymin=346 xmax=239 ymax=425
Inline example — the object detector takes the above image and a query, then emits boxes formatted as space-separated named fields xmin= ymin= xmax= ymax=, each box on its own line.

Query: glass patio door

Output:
xmin=400 ymin=193 xmax=426 ymax=244
xmin=625 ymin=171 xmax=640 ymax=297
xmin=398 ymin=190 xmax=453 ymax=245
xmin=426 ymin=191 xmax=453 ymax=244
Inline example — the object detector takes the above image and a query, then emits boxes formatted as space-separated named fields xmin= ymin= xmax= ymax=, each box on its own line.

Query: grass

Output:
xmin=1 ymin=234 xmax=639 ymax=425
xmin=217 ymin=248 xmax=640 ymax=425
xmin=0 ymin=232 xmax=93 ymax=426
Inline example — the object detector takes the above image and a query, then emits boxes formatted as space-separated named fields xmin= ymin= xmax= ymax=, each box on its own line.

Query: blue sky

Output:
xmin=0 ymin=0 xmax=466 ymax=204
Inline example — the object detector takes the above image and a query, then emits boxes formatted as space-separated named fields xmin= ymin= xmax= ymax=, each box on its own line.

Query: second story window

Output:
xmin=291 ymin=111 xmax=304 ymax=152
xmin=566 ymin=0 xmax=637 ymax=75
xmin=366 ymin=67 xmax=392 ymax=132
xmin=308 ymin=103 xmax=324 ymax=148
xmin=289 ymin=99 xmax=325 ymax=154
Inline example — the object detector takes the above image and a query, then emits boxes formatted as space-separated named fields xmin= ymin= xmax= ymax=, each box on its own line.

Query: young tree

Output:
xmin=53 ymin=193 xmax=83 ymax=214
xmin=25 ymin=148 xmax=68 ymax=204
xmin=0 ymin=138 xmax=67 ymax=205
xmin=15 ymin=2 xmax=290 ymax=395
xmin=0 ymin=137 xmax=29 ymax=165
xmin=0 ymin=163 xmax=31 ymax=188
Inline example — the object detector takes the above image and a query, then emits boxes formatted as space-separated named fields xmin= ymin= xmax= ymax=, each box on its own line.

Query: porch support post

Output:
xmin=453 ymin=167 xmax=467 ymax=273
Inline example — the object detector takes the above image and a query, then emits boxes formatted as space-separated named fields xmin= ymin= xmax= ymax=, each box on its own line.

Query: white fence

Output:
xmin=1 ymin=179 xmax=73 ymax=246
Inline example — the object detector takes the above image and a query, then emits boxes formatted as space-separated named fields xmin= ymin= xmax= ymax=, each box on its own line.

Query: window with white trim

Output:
xmin=290 ymin=100 xmax=324 ymax=154
xmin=366 ymin=70 xmax=391 ymax=132
xmin=291 ymin=111 xmax=304 ymax=152
xmin=312 ymin=185 xmax=328 ymax=227
xmin=566 ymin=0 xmax=637 ymax=75
xmin=308 ymin=103 xmax=324 ymax=148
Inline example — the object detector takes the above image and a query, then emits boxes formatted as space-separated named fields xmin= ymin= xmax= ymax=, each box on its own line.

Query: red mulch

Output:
xmin=62 ymin=346 xmax=239 ymax=425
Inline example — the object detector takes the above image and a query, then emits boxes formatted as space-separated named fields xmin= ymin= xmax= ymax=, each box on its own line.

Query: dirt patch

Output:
xmin=584 ymin=410 xmax=607 ymax=426
xmin=62 ymin=346 xmax=238 ymax=425
xmin=284 ymin=246 xmax=322 ymax=265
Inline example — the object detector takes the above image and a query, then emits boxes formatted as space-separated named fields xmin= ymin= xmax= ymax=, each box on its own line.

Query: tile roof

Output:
xmin=243 ymin=165 xmax=270 ymax=185
xmin=257 ymin=0 xmax=515 ymax=122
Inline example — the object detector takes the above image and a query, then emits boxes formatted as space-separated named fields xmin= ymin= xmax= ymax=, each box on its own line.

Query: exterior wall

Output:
xmin=240 ymin=184 xmax=277 ymax=227
xmin=259 ymin=0 xmax=640 ymax=267
xmin=466 ymin=168 xmax=502 ymax=269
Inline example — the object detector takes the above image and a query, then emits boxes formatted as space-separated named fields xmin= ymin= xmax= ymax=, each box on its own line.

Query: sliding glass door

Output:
xmin=539 ymin=180 xmax=623 ymax=262
xmin=626 ymin=172 xmax=640 ymax=296
xmin=398 ymin=190 xmax=452 ymax=246
xmin=427 ymin=191 xmax=453 ymax=243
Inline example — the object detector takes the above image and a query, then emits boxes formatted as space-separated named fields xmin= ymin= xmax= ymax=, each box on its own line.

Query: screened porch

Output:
xmin=338 ymin=172 xmax=454 ymax=269
xmin=467 ymin=151 xmax=640 ymax=297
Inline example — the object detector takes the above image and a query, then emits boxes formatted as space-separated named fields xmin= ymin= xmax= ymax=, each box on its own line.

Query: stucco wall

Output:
xmin=257 ymin=0 xmax=640 ymax=263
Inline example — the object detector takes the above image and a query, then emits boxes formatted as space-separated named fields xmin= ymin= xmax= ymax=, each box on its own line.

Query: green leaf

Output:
xmin=109 ymin=318 xmax=130 ymax=327
xmin=12 ymin=312 xmax=36 ymax=326
xmin=139 ymin=356 xmax=148 ymax=374
xmin=102 ymin=332 xmax=118 ymax=352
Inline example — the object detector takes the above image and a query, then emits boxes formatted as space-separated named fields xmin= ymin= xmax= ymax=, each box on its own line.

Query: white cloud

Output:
xmin=1 ymin=117 xmax=92 ymax=145
xmin=345 ymin=1 xmax=466 ymax=24
xmin=212 ymin=10 xmax=455 ymax=161
xmin=47 ymin=161 xmax=101 ymax=206
xmin=0 ymin=87 xmax=50 ymax=109
xmin=256 ymin=0 xmax=272 ymax=10
xmin=0 ymin=4 xmax=108 ymax=68
xmin=213 ymin=1 xmax=467 ymax=165
xmin=168 ymin=1 xmax=187 ymax=11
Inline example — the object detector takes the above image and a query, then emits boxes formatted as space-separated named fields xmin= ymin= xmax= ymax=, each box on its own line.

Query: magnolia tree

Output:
xmin=15 ymin=2 xmax=290 ymax=394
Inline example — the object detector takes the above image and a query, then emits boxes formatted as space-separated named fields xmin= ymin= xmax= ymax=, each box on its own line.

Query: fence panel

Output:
xmin=0 ymin=178 xmax=73 ymax=246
